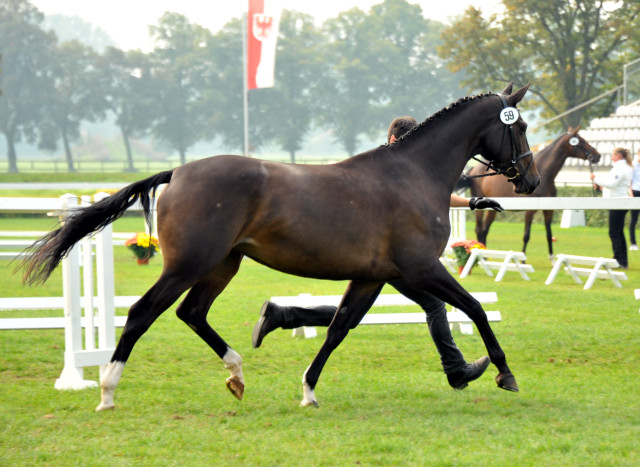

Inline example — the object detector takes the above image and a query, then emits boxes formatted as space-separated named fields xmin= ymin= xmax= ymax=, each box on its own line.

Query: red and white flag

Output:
xmin=247 ymin=0 xmax=282 ymax=89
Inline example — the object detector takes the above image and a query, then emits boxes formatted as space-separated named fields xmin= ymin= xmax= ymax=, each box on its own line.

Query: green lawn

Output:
xmin=1 ymin=217 xmax=639 ymax=466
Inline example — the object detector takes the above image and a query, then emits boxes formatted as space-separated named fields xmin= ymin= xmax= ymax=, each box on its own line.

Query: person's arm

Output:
xmin=592 ymin=168 xmax=622 ymax=189
xmin=450 ymin=195 xmax=503 ymax=212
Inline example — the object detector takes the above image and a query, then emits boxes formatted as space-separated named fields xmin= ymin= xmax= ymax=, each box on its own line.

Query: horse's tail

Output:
xmin=21 ymin=170 xmax=174 ymax=285
xmin=455 ymin=169 xmax=472 ymax=192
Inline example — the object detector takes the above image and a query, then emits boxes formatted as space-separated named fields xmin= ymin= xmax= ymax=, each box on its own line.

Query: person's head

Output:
xmin=612 ymin=147 xmax=632 ymax=166
xmin=387 ymin=116 xmax=418 ymax=144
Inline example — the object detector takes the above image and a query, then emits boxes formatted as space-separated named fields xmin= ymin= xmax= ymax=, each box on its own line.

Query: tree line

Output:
xmin=1 ymin=0 xmax=639 ymax=173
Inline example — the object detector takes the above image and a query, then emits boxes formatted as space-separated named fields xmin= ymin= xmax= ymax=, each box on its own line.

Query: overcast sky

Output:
xmin=31 ymin=0 xmax=502 ymax=52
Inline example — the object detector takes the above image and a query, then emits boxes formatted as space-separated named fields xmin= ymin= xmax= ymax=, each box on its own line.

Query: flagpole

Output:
xmin=242 ymin=11 xmax=249 ymax=157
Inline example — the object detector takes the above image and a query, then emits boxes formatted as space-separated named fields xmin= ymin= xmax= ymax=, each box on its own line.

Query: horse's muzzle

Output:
xmin=512 ymin=174 xmax=540 ymax=194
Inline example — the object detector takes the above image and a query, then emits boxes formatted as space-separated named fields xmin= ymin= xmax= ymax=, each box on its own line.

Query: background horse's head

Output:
xmin=563 ymin=127 xmax=601 ymax=166
xmin=476 ymin=83 xmax=540 ymax=194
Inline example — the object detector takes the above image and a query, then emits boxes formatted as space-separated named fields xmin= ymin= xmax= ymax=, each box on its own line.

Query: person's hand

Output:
xmin=469 ymin=197 xmax=503 ymax=212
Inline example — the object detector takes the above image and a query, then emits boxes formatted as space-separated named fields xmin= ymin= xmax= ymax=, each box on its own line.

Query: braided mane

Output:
xmin=390 ymin=92 xmax=495 ymax=146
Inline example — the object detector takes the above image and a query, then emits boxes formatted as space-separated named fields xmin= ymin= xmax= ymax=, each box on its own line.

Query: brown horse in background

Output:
xmin=460 ymin=128 xmax=600 ymax=258
xmin=21 ymin=84 xmax=539 ymax=411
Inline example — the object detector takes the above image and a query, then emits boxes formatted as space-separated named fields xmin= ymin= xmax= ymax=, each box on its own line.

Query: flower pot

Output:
xmin=458 ymin=266 xmax=470 ymax=275
xmin=137 ymin=258 xmax=149 ymax=265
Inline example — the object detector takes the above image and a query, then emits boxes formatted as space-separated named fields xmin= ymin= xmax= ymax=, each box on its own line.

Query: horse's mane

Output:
xmin=387 ymin=92 xmax=495 ymax=147
xmin=533 ymin=132 xmax=568 ymax=161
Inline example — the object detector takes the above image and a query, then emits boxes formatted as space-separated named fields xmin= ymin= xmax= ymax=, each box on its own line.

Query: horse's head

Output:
xmin=477 ymin=83 xmax=540 ymax=194
xmin=564 ymin=127 xmax=601 ymax=165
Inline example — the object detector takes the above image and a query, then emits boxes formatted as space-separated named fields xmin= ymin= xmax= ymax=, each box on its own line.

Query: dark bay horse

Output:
xmin=461 ymin=128 xmax=600 ymax=258
xmin=21 ymin=84 xmax=539 ymax=411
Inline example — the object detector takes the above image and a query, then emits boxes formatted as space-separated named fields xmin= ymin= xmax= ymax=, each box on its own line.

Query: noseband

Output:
xmin=467 ymin=94 xmax=533 ymax=181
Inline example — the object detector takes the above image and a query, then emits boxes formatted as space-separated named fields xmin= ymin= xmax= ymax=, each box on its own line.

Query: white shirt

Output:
xmin=593 ymin=159 xmax=633 ymax=198
xmin=632 ymin=160 xmax=640 ymax=192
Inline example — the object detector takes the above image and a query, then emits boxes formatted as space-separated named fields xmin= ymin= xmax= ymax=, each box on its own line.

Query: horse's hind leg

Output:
xmin=408 ymin=261 xmax=518 ymax=392
xmin=475 ymin=211 xmax=487 ymax=244
xmin=543 ymin=210 xmax=554 ymax=259
xmin=96 ymin=272 xmax=201 ymax=411
xmin=302 ymin=280 xmax=383 ymax=407
xmin=175 ymin=252 xmax=245 ymax=400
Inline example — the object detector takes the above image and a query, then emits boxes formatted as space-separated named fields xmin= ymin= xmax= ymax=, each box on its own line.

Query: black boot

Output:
xmin=446 ymin=356 xmax=491 ymax=390
xmin=252 ymin=301 xmax=284 ymax=348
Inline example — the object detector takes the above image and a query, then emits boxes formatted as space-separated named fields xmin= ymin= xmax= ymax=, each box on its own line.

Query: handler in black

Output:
xmin=253 ymin=116 xmax=504 ymax=390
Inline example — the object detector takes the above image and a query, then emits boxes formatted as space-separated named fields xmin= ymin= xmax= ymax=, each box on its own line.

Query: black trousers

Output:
xmin=609 ymin=209 xmax=628 ymax=268
xmin=630 ymin=190 xmax=640 ymax=245
xmin=277 ymin=278 xmax=467 ymax=374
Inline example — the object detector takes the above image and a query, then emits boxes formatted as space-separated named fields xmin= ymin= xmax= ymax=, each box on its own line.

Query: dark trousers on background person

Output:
xmin=630 ymin=190 xmax=640 ymax=245
xmin=276 ymin=279 xmax=467 ymax=374
xmin=609 ymin=209 xmax=629 ymax=268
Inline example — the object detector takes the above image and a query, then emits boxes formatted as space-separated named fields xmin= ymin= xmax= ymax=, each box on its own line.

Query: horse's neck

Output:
xmin=536 ymin=139 xmax=567 ymax=182
xmin=409 ymin=109 xmax=488 ymax=190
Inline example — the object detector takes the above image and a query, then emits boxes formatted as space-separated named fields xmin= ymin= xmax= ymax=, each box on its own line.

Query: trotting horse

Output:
xmin=21 ymin=83 xmax=539 ymax=411
xmin=460 ymin=128 xmax=600 ymax=258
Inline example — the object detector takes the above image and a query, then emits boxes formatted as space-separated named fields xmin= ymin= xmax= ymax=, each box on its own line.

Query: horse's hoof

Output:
xmin=495 ymin=372 xmax=519 ymax=392
xmin=226 ymin=376 xmax=244 ymax=400
xmin=95 ymin=402 xmax=115 ymax=412
xmin=300 ymin=399 xmax=319 ymax=408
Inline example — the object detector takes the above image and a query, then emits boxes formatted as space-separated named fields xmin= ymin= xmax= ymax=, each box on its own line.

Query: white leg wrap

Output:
xmin=223 ymin=348 xmax=244 ymax=384
xmin=95 ymin=361 xmax=125 ymax=412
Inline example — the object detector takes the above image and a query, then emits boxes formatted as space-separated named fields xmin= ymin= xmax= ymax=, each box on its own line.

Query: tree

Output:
xmin=317 ymin=0 xmax=463 ymax=156
xmin=438 ymin=0 xmax=640 ymax=131
xmin=252 ymin=10 xmax=326 ymax=162
xmin=96 ymin=47 xmax=157 ymax=171
xmin=44 ymin=40 xmax=105 ymax=172
xmin=0 ymin=0 xmax=56 ymax=173
xmin=366 ymin=0 xmax=465 ymax=128
xmin=316 ymin=7 xmax=382 ymax=156
xmin=148 ymin=13 xmax=218 ymax=165
xmin=43 ymin=14 xmax=114 ymax=52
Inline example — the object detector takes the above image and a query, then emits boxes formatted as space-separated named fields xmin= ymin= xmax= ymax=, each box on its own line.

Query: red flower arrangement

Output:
xmin=450 ymin=239 xmax=486 ymax=268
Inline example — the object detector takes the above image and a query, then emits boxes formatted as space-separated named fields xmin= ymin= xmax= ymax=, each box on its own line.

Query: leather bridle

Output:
xmin=467 ymin=94 xmax=534 ymax=181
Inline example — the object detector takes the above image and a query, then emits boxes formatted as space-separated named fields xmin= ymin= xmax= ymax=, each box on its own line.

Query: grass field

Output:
xmin=1 ymin=215 xmax=639 ymax=466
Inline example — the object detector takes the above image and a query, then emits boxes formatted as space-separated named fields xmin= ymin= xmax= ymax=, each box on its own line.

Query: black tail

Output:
xmin=21 ymin=170 xmax=173 ymax=285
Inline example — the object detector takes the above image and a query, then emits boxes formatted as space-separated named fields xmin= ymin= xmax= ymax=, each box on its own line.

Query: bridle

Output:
xmin=567 ymin=132 xmax=598 ymax=196
xmin=567 ymin=132 xmax=597 ymax=171
xmin=466 ymin=93 xmax=534 ymax=181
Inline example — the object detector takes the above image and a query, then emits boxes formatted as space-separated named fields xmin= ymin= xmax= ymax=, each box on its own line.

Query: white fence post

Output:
xmin=94 ymin=192 xmax=116 ymax=379
xmin=449 ymin=208 xmax=467 ymax=243
xmin=54 ymin=193 xmax=118 ymax=390
xmin=55 ymin=194 xmax=97 ymax=389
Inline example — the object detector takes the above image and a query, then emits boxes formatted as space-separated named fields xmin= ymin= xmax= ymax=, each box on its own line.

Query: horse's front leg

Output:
xmin=408 ymin=261 xmax=518 ymax=392
xmin=301 ymin=281 xmax=383 ymax=407
xmin=522 ymin=210 xmax=536 ymax=255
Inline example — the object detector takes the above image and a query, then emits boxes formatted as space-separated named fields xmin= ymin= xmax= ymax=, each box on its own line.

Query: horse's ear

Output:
xmin=500 ymin=82 xmax=514 ymax=95
xmin=507 ymin=83 xmax=530 ymax=106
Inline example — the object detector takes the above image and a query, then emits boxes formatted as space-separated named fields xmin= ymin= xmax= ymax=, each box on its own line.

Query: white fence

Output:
xmin=0 ymin=194 xmax=148 ymax=389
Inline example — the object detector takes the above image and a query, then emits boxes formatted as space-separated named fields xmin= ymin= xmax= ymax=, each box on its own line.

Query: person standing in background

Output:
xmin=628 ymin=149 xmax=640 ymax=250
xmin=590 ymin=147 xmax=634 ymax=268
